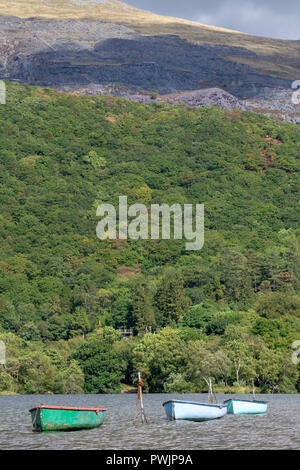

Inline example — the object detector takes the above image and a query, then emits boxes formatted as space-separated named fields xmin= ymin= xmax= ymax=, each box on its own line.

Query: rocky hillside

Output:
xmin=71 ymin=85 xmax=247 ymax=111
xmin=0 ymin=1 xmax=299 ymax=121
xmin=0 ymin=16 xmax=291 ymax=95
xmin=1 ymin=0 xmax=300 ymax=78
xmin=244 ymin=88 xmax=300 ymax=125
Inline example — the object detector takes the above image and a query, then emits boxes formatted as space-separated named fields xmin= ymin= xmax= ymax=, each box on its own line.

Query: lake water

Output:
xmin=0 ymin=393 xmax=299 ymax=450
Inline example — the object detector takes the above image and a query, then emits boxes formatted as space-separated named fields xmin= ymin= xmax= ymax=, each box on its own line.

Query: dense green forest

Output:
xmin=0 ymin=82 xmax=299 ymax=395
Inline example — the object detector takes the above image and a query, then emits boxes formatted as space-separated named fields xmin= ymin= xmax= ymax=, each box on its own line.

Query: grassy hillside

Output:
xmin=0 ymin=0 xmax=300 ymax=80
xmin=0 ymin=82 xmax=299 ymax=394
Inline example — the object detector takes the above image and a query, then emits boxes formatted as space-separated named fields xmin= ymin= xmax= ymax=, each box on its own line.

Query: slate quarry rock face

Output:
xmin=0 ymin=15 xmax=298 ymax=120
xmin=0 ymin=16 xmax=290 ymax=98
xmin=117 ymin=88 xmax=248 ymax=111
xmin=243 ymin=88 xmax=300 ymax=124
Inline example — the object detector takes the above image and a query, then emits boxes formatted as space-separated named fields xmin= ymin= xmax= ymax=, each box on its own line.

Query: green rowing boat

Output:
xmin=29 ymin=405 xmax=107 ymax=432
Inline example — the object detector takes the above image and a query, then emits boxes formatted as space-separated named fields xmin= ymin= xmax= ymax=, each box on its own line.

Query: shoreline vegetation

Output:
xmin=0 ymin=390 xmax=286 ymax=396
xmin=0 ymin=382 xmax=293 ymax=395
xmin=0 ymin=382 xmax=286 ymax=396
xmin=0 ymin=82 xmax=299 ymax=395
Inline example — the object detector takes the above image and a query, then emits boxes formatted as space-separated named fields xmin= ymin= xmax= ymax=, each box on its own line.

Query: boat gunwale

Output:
xmin=29 ymin=405 xmax=107 ymax=413
xmin=162 ymin=400 xmax=227 ymax=409
xmin=224 ymin=399 xmax=268 ymax=405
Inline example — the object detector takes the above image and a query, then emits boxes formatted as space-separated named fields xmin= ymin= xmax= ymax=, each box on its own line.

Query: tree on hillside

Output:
xmin=184 ymin=342 xmax=232 ymax=388
xmin=132 ymin=328 xmax=186 ymax=392
xmin=72 ymin=339 xmax=125 ymax=393
xmin=155 ymin=272 xmax=190 ymax=327
xmin=255 ymin=292 xmax=300 ymax=319
xmin=219 ymin=247 xmax=252 ymax=302
xmin=69 ymin=307 xmax=90 ymax=339
xmin=132 ymin=281 xmax=155 ymax=333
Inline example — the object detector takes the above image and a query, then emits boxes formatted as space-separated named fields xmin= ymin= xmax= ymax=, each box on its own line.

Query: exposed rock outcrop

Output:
xmin=0 ymin=16 xmax=290 ymax=98
xmin=67 ymin=85 xmax=247 ymax=110
xmin=0 ymin=15 xmax=298 ymax=122
xmin=243 ymin=87 xmax=300 ymax=124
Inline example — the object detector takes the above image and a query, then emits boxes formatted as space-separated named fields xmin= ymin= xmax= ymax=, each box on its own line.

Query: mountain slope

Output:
xmin=0 ymin=15 xmax=293 ymax=105
xmin=0 ymin=82 xmax=299 ymax=395
xmin=0 ymin=81 xmax=300 ymax=310
xmin=0 ymin=0 xmax=300 ymax=80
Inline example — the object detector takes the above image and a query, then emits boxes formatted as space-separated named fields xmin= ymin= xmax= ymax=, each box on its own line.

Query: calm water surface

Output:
xmin=0 ymin=393 xmax=299 ymax=450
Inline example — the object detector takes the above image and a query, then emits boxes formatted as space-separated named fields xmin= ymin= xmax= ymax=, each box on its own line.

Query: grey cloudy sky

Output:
xmin=127 ymin=0 xmax=300 ymax=39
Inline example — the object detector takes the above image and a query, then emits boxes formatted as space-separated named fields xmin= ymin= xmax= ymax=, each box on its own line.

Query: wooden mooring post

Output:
xmin=133 ymin=372 xmax=148 ymax=424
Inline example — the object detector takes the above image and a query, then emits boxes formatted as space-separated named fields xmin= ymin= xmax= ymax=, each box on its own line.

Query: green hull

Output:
xmin=30 ymin=405 xmax=107 ymax=432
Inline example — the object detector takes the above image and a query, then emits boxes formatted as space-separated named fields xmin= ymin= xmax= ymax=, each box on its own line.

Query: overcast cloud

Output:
xmin=127 ymin=0 xmax=300 ymax=39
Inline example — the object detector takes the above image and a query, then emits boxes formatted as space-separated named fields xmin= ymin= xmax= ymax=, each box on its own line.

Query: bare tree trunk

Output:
xmin=234 ymin=359 xmax=241 ymax=386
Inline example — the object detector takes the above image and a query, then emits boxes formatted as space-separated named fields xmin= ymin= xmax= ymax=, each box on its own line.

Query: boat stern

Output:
xmin=30 ymin=407 xmax=43 ymax=432
xmin=162 ymin=401 xmax=175 ymax=420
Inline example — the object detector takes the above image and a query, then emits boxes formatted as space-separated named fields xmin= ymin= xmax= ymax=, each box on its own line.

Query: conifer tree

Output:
xmin=155 ymin=273 xmax=190 ymax=326
xmin=132 ymin=282 xmax=155 ymax=333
